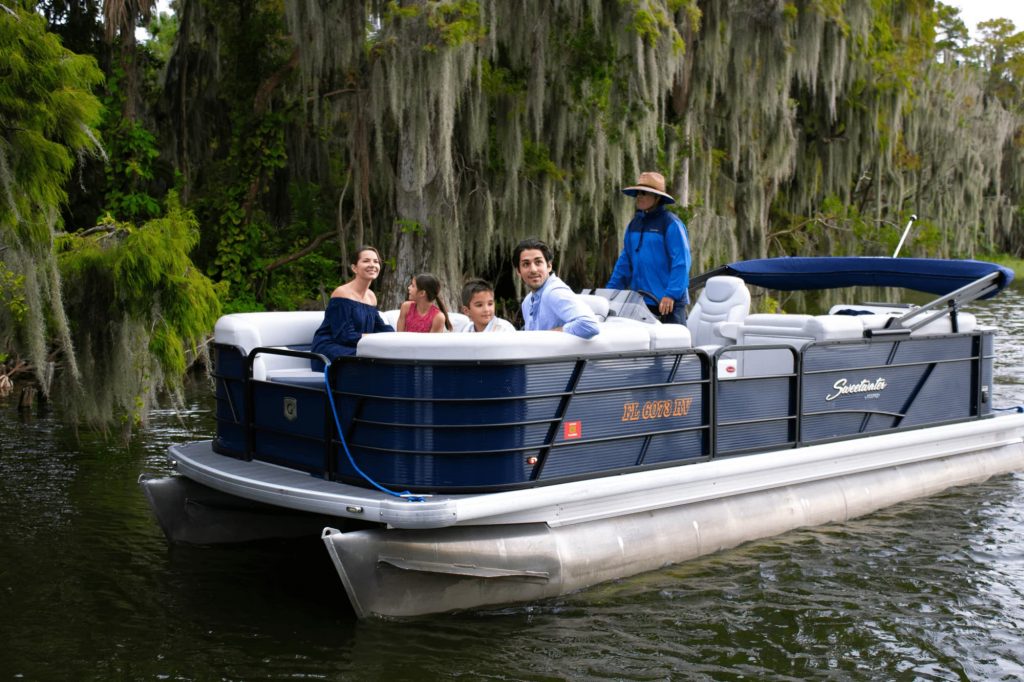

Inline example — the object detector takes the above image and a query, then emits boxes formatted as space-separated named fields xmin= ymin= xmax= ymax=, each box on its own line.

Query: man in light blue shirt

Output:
xmin=514 ymin=238 xmax=600 ymax=339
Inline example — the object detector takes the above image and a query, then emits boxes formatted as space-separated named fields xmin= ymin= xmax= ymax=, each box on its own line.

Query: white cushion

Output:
xmin=214 ymin=312 xmax=325 ymax=381
xmin=214 ymin=311 xmax=324 ymax=352
xmin=356 ymin=325 xmax=650 ymax=360
xmin=739 ymin=313 xmax=865 ymax=343
xmin=578 ymin=294 xmax=611 ymax=321
xmin=603 ymin=317 xmax=692 ymax=350
xmin=380 ymin=308 xmax=471 ymax=331
xmin=827 ymin=304 xmax=976 ymax=334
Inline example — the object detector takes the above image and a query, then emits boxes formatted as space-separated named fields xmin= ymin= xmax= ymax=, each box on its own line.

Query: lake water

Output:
xmin=2 ymin=290 xmax=1023 ymax=680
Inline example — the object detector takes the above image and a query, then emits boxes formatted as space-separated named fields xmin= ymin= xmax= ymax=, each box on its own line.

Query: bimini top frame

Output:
xmin=691 ymin=257 xmax=1014 ymax=298
xmin=691 ymin=256 xmax=1015 ymax=336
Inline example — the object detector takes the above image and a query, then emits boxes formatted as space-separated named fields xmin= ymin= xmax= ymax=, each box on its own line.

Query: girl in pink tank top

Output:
xmin=396 ymin=273 xmax=453 ymax=332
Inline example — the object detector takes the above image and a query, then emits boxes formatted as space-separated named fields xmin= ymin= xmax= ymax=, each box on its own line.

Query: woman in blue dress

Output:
xmin=311 ymin=245 xmax=393 ymax=369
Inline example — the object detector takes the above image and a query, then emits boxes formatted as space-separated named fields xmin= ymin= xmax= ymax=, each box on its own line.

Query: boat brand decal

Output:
xmin=621 ymin=397 xmax=693 ymax=422
xmin=825 ymin=377 xmax=888 ymax=401
xmin=563 ymin=421 xmax=582 ymax=440
xmin=283 ymin=397 xmax=298 ymax=421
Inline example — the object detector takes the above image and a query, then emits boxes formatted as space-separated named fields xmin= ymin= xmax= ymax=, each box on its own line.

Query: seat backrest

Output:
xmin=381 ymin=309 xmax=471 ymax=331
xmin=356 ymin=325 xmax=651 ymax=360
xmin=686 ymin=276 xmax=751 ymax=347
xmin=578 ymin=294 xmax=610 ymax=321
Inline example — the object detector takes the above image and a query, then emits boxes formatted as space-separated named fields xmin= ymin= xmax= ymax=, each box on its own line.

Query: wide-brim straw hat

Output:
xmin=622 ymin=171 xmax=675 ymax=205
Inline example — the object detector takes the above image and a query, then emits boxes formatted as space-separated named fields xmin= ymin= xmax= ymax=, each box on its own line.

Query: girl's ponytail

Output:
xmin=414 ymin=273 xmax=453 ymax=331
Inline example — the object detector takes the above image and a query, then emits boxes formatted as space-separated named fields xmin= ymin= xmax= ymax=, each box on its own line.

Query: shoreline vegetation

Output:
xmin=2 ymin=1 xmax=1023 ymax=432
xmin=981 ymin=254 xmax=1024 ymax=279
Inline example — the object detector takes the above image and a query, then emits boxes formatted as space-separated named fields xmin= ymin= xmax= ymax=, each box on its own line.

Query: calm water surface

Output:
xmin=2 ymin=290 xmax=1023 ymax=680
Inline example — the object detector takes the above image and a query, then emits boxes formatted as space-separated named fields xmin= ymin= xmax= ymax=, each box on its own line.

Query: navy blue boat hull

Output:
xmin=211 ymin=330 xmax=993 ymax=493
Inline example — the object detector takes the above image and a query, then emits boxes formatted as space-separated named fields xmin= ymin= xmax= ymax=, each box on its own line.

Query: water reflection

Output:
xmin=978 ymin=286 xmax=1024 ymax=405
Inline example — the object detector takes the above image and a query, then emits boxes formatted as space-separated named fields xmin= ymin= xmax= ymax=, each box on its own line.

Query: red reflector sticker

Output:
xmin=563 ymin=421 xmax=582 ymax=440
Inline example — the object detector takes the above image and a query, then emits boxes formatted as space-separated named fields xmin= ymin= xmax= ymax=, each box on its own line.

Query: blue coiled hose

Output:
xmin=323 ymin=363 xmax=425 ymax=502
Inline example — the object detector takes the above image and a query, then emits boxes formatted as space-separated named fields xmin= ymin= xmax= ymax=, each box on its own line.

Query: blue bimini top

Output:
xmin=693 ymin=257 xmax=1015 ymax=299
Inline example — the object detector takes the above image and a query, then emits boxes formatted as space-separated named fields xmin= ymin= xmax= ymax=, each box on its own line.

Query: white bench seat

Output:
xmin=737 ymin=313 xmax=866 ymax=346
xmin=213 ymin=312 xmax=692 ymax=386
xmin=730 ymin=313 xmax=865 ymax=377
xmin=356 ymin=324 xmax=654 ymax=360
xmin=827 ymin=304 xmax=976 ymax=334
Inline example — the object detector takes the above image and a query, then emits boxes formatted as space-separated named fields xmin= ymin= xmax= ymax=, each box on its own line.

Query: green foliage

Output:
xmin=177 ymin=2 xmax=298 ymax=303
xmin=523 ymin=140 xmax=566 ymax=181
xmin=56 ymin=194 xmax=221 ymax=427
xmin=622 ymin=0 xmax=680 ymax=50
xmin=975 ymin=18 xmax=1024 ymax=107
xmin=480 ymin=60 xmax=527 ymax=99
xmin=396 ymin=218 xmax=424 ymax=235
xmin=385 ymin=0 xmax=486 ymax=51
xmin=976 ymin=252 xmax=1023 ymax=278
xmin=143 ymin=8 xmax=180 ymax=64
xmin=220 ymin=292 xmax=266 ymax=315
xmin=0 ymin=5 xmax=104 ymax=250
xmin=261 ymin=255 xmax=336 ymax=310
xmin=0 ymin=262 xmax=27 ymax=323
xmin=429 ymin=1 xmax=485 ymax=47
xmin=203 ymin=108 xmax=292 ymax=296
xmin=101 ymin=115 xmax=162 ymax=221
xmin=755 ymin=295 xmax=782 ymax=314
xmin=850 ymin=0 xmax=934 ymax=100
xmin=934 ymin=2 xmax=973 ymax=58
xmin=560 ymin=21 xmax=621 ymax=125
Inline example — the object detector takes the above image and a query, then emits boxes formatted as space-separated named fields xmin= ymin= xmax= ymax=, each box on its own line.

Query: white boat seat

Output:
xmin=216 ymin=307 xmax=691 ymax=386
xmin=737 ymin=313 xmax=866 ymax=344
xmin=380 ymin=309 xmax=471 ymax=331
xmin=215 ymin=311 xmax=326 ymax=380
xmin=732 ymin=313 xmax=865 ymax=377
xmin=357 ymin=325 xmax=651 ymax=360
xmin=265 ymin=368 xmax=326 ymax=387
xmin=578 ymin=294 xmax=611 ymax=321
xmin=828 ymin=304 xmax=976 ymax=334
xmin=602 ymin=317 xmax=692 ymax=349
xmin=686 ymin=276 xmax=751 ymax=347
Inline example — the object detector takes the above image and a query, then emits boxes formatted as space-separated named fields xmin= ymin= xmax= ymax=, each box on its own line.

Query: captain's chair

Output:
xmin=686 ymin=275 xmax=751 ymax=347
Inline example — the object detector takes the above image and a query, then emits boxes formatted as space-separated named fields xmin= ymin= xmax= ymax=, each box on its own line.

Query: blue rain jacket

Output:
xmin=606 ymin=206 xmax=691 ymax=305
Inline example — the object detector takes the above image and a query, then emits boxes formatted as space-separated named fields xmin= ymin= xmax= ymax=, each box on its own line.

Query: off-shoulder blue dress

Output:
xmin=310 ymin=297 xmax=393 ymax=370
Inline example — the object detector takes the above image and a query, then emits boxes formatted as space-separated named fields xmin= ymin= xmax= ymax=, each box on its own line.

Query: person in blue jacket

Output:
xmin=606 ymin=171 xmax=691 ymax=324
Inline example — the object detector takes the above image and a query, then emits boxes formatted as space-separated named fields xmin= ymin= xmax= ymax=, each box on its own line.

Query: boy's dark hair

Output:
xmin=512 ymin=238 xmax=553 ymax=267
xmin=460 ymin=278 xmax=494 ymax=307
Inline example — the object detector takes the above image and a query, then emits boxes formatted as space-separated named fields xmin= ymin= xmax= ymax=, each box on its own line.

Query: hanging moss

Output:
xmin=173 ymin=0 xmax=1022 ymax=307
xmin=1 ymin=5 xmax=104 ymax=392
xmin=54 ymin=195 xmax=220 ymax=431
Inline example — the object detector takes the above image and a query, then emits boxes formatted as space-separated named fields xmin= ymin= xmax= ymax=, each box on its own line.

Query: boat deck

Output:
xmin=170 ymin=413 xmax=1024 ymax=530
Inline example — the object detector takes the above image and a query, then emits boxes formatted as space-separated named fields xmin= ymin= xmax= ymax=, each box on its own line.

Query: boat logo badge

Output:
xmin=826 ymin=377 xmax=888 ymax=401
xmin=283 ymin=397 xmax=298 ymax=421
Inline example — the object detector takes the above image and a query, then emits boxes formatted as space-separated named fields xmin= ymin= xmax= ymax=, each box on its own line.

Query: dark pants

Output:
xmin=647 ymin=303 xmax=687 ymax=325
